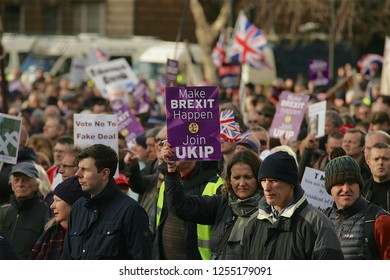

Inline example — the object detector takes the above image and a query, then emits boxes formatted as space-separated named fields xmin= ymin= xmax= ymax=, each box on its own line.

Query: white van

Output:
xmin=20 ymin=33 xmax=162 ymax=83
xmin=1 ymin=33 xmax=37 ymax=73
xmin=133 ymin=41 xmax=205 ymax=89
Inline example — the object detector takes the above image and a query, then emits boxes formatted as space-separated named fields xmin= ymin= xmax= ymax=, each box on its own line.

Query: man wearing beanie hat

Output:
xmin=31 ymin=176 xmax=86 ymax=260
xmin=242 ymin=151 xmax=344 ymax=259
xmin=0 ymin=162 xmax=51 ymax=259
xmin=325 ymin=147 xmax=390 ymax=259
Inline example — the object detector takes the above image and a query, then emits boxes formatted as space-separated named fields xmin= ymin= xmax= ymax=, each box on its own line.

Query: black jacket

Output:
xmin=0 ymin=235 xmax=19 ymax=260
xmin=61 ymin=178 xmax=152 ymax=260
xmin=153 ymin=161 xmax=221 ymax=259
xmin=0 ymin=193 xmax=51 ymax=259
xmin=362 ymin=178 xmax=390 ymax=212
xmin=166 ymin=182 xmax=261 ymax=260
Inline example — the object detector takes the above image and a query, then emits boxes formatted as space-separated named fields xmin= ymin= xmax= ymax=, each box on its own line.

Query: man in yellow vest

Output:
xmin=154 ymin=156 xmax=223 ymax=260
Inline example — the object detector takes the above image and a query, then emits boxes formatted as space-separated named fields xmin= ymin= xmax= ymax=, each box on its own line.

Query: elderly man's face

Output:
xmin=11 ymin=174 xmax=39 ymax=200
xmin=260 ymin=178 xmax=294 ymax=213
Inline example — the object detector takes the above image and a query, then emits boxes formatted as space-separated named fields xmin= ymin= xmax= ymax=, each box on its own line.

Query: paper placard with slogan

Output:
xmin=166 ymin=59 xmax=179 ymax=86
xmin=73 ymin=114 xmax=118 ymax=153
xmin=165 ymin=86 xmax=221 ymax=161
xmin=268 ymin=91 xmax=310 ymax=141
xmin=85 ymin=58 xmax=138 ymax=103
xmin=308 ymin=100 xmax=326 ymax=138
xmin=112 ymin=101 xmax=144 ymax=149
xmin=0 ymin=113 xmax=21 ymax=164
xmin=69 ymin=56 xmax=88 ymax=87
xmin=301 ymin=166 xmax=333 ymax=212
xmin=308 ymin=59 xmax=330 ymax=86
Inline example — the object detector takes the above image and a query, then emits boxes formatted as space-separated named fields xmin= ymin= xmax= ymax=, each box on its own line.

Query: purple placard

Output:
xmin=166 ymin=59 xmax=179 ymax=86
xmin=112 ymin=101 xmax=144 ymax=148
xmin=165 ymin=86 xmax=221 ymax=161
xmin=308 ymin=59 xmax=330 ymax=86
xmin=268 ymin=91 xmax=310 ymax=141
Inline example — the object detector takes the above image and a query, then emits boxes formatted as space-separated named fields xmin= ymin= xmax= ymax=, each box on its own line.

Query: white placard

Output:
xmin=301 ymin=166 xmax=333 ymax=212
xmin=73 ymin=114 xmax=118 ymax=154
xmin=0 ymin=113 xmax=22 ymax=164
xmin=85 ymin=58 xmax=139 ymax=102
xmin=308 ymin=100 xmax=326 ymax=138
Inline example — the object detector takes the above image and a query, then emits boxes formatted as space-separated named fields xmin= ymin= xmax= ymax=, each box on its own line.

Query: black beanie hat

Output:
xmin=135 ymin=133 xmax=147 ymax=149
xmin=53 ymin=176 xmax=85 ymax=206
xmin=258 ymin=151 xmax=298 ymax=187
xmin=324 ymin=154 xmax=363 ymax=194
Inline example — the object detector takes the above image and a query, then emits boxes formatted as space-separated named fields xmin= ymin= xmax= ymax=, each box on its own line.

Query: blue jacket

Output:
xmin=61 ymin=178 xmax=152 ymax=259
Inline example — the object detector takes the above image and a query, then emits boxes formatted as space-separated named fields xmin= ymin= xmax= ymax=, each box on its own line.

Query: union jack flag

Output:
xmin=154 ymin=76 xmax=166 ymax=96
xmin=220 ymin=110 xmax=247 ymax=142
xmin=358 ymin=53 xmax=383 ymax=78
xmin=227 ymin=11 xmax=270 ymax=69
xmin=212 ymin=32 xmax=226 ymax=68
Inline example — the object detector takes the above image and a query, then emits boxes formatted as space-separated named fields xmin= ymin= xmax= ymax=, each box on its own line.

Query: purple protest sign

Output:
xmin=268 ymin=91 xmax=310 ymax=141
xmin=166 ymin=59 xmax=179 ymax=86
xmin=308 ymin=59 xmax=330 ymax=86
xmin=165 ymin=86 xmax=221 ymax=161
xmin=112 ymin=101 xmax=144 ymax=148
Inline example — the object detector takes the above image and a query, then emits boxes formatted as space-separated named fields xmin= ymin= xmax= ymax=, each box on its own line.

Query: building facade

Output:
xmin=1 ymin=0 xmax=197 ymax=42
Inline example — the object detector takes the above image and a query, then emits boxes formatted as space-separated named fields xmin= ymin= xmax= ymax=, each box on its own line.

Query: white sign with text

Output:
xmin=301 ymin=166 xmax=333 ymax=212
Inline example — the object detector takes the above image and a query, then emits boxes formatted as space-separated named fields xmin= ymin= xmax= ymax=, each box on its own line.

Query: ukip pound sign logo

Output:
xmin=188 ymin=123 xmax=199 ymax=134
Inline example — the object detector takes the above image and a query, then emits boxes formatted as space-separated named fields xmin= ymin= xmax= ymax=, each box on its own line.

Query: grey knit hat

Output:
xmin=324 ymin=149 xmax=363 ymax=194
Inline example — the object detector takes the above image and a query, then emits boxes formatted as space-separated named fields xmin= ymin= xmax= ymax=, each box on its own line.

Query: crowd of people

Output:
xmin=0 ymin=61 xmax=390 ymax=260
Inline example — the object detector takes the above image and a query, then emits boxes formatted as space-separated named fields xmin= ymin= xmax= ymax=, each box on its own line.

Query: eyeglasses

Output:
xmin=59 ymin=163 xmax=77 ymax=169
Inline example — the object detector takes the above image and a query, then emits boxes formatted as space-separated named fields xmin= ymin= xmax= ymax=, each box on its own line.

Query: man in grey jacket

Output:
xmin=242 ymin=151 xmax=344 ymax=260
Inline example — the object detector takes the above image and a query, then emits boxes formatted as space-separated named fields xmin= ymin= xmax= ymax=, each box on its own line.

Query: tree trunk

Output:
xmin=189 ymin=0 xmax=231 ymax=85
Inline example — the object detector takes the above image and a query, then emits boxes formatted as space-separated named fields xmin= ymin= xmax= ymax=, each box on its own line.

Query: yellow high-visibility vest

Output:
xmin=155 ymin=176 xmax=224 ymax=260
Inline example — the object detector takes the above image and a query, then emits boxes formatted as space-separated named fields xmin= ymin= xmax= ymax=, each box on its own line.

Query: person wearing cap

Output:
xmin=242 ymin=151 xmax=344 ymax=260
xmin=235 ymin=133 xmax=261 ymax=156
xmin=31 ymin=176 xmax=86 ymax=259
xmin=325 ymin=147 xmax=390 ymax=259
xmin=114 ymin=173 xmax=131 ymax=194
xmin=0 ymin=162 xmax=51 ymax=259
xmin=61 ymin=144 xmax=152 ymax=259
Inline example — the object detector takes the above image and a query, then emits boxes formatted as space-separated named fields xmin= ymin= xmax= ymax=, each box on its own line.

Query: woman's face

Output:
xmin=230 ymin=163 xmax=258 ymax=199
xmin=51 ymin=195 xmax=72 ymax=229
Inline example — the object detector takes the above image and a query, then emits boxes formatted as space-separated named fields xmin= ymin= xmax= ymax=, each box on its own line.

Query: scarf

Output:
xmin=227 ymin=191 xmax=262 ymax=243
xmin=228 ymin=191 xmax=262 ymax=217
xmin=30 ymin=223 xmax=65 ymax=260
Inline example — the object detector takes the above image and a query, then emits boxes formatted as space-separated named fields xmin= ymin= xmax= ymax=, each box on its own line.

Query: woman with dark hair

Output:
xmin=161 ymin=148 xmax=262 ymax=260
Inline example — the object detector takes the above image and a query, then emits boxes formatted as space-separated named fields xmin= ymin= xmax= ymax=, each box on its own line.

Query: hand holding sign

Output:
xmin=160 ymin=141 xmax=177 ymax=173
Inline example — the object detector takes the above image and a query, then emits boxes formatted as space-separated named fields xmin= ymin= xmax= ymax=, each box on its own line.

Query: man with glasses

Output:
xmin=46 ymin=135 xmax=74 ymax=190
xmin=58 ymin=146 xmax=82 ymax=181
